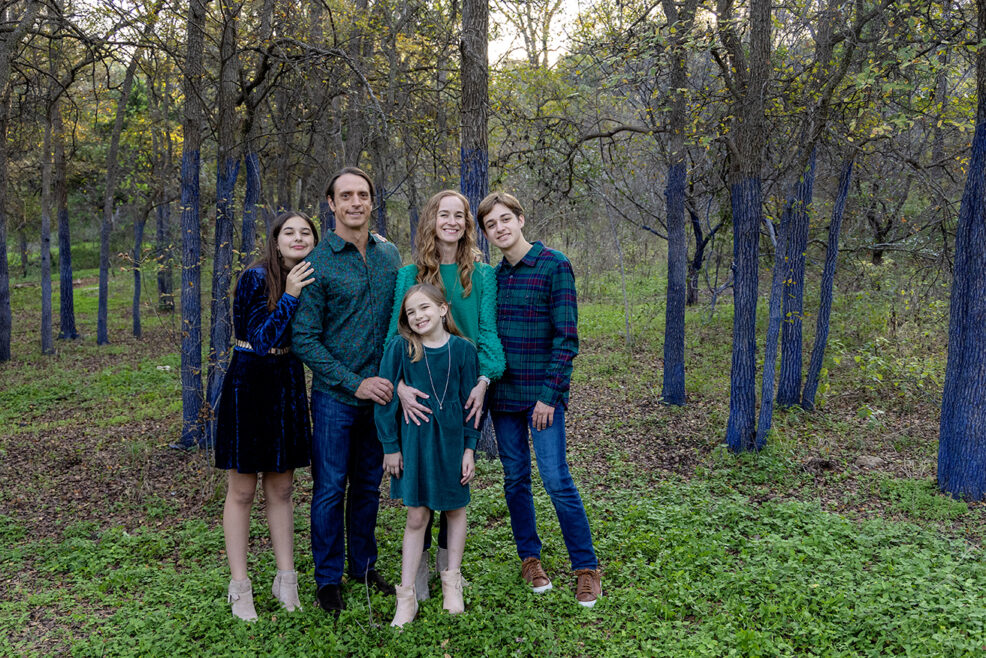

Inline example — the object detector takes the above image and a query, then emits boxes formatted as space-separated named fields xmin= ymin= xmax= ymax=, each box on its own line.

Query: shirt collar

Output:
xmin=326 ymin=230 xmax=376 ymax=253
xmin=497 ymin=241 xmax=543 ymax=272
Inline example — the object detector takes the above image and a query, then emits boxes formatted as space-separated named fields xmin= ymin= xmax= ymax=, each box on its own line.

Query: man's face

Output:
xmin=328 ymin=173 xmax=372 ymax=232
xmin=482 ymin=202 xmax=525 ymax=251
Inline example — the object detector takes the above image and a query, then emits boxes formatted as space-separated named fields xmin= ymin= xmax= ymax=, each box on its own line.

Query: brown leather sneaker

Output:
xmin=521 ymin=557 xmax=553 ymax=593
xmin=574 ymin=569 xmax=602 ymax=608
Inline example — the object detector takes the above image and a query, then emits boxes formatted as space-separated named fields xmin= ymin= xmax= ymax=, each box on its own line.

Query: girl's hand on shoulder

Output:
xmin=460 ymin=449 xmax=475 ymax=485
xmin=464 ymin=379 xmax=488 ymax=428
xmin=285 ymin=261 xmax=316 ymax=298
xmin=383 ymin=452 xmax=403 ymax=478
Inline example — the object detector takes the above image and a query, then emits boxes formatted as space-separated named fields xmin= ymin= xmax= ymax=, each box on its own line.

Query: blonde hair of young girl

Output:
xmin=397 ymin=283 xmax=465 ymax=363
xmin=413 ymin=190 xmax=480 ymax=298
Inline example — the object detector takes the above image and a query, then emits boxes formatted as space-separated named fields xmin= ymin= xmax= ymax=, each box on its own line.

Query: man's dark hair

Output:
xmin=325 ymin=166 xmax=375 ymax=203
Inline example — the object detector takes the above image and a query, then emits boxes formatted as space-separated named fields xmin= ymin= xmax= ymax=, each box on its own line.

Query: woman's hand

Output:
xmin=464 ymin=379 xmax=488 ymax=428
xmin=383 ymin=452 xmax=403 ymax=478
xmin=460 ymin=449 xmax=475 ymax=485
xmin=397 ymin=379 xmax=432 ymax=425
xmin=284 ymin=261 xmax=315 ymax=298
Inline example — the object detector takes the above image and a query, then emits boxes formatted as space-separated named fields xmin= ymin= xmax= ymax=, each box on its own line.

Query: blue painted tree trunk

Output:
xmin=133 ymin=212 xmax=146 ymax=338
xmin=938 ymin=26 xmax=986 ymax=499
xmin=725 ymin=177 xmax=763 ymax=452
xmin=96 ymin=205 xmax=111 ymax=345
xmin=206 ymin=155 xmax=239 ymax=448
xmin=319 ymin=200 xmax=334 ymax=233
xmin=776 ymin=148 xmax=817 ymax=406
xmin=756 ymin=199 xmax=792 ymax=445
xmin=241 ymin=150 xmax=260 ymax=263
xmin=0 ymin=209 xmax=8 ymax=362
xmin=375 ymin=184 xmax=388 ymax=237
xmin=662 ymin=162 xmax=687 ymax=405
xmin=40 ymin=189 xmax=53 ymax=356
xmin=460 ymin=147 xmax=489 ymax=259
xmin=156 ymin=190 xmax=173 ymax=311
xmin=53 ymin=102 xmax=77 ymax=340
xmin=409 ymin=202 xmax=419 ymax=251
xmin=179 ymin=149 xmax=203 ymax=448
xmin=802 ymin=159 xmax=853 ymax=410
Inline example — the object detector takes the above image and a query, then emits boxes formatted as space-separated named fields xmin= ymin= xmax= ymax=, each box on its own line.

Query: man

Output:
xmin=292 ymin=167 xmax=401 ymax=615
xmin=476 ymin=191 xmax=602 ymax=608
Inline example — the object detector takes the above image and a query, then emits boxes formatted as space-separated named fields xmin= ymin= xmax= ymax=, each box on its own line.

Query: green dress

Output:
xmin=375 ymin=334 xmax=480 ymax=510
xmin=387 ymin=263 xmax=505 ymax=381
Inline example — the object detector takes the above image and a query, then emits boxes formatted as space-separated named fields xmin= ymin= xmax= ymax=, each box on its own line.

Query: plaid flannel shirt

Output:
xmin=489 ymin=241 xmax=578 ymax=412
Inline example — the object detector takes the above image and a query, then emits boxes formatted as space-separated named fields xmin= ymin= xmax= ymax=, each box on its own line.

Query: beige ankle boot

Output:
xmin=390 ymin=584 xmax=418 ymax=628
xmin=437 ymin=548 xmax=470 ymax=587
xmin=415 ymin=551 xmax=431 ymax=601
xmin=272 ymin=569 xmax=302 ymax=612
xmin=228 ymin=578 xmax=258 ymax=621
xmin=440 ymin=569 xmax=464 ymax=614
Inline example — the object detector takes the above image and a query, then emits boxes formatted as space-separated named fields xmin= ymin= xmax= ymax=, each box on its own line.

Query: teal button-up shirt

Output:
xmin=291 ymin=231 xmax=401 ymax=406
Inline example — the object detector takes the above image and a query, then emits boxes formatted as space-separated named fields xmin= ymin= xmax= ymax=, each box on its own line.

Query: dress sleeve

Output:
xmin=374 ymin=336 xmax=406 ymax=454
xmin=475 ymin=264 xmax=506 ymax=381
xmin=539 ymin=257 xmax=579 ymax=409
xmin=386 ymin=265 xmax=416 ymax=343
xmin=457 ymin=338 xmax=480 ymax=451
xmin=238 ymin=268 xmax=300 ymax=355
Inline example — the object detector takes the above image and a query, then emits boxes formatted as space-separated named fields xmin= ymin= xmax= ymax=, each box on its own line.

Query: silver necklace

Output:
xmin=423 ymin=341 xmax=451 ymax=410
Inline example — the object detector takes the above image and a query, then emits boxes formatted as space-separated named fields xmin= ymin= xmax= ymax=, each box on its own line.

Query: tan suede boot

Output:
xmin=390 ymin=584 xmax=418 ymax=628
xmin=440 ymin=569 xmax=464 ymax=614
xmin=272 ymin=569 xmax=302 ymax=612
xmin=228 ymin=578 xmax=258 ymax=622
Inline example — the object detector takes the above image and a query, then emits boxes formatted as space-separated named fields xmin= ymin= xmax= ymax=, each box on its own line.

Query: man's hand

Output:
xmin=397 ymin=379 xmax=431 ymax=425
xmin=460 ymin=449 xmax=475 ymax=485
xmin=383 ymin=452 xmax=403 ymax=477
xmin=532 ymin=401 xmax=555 ymax=432
xmin=464 ymin=379 xmax=488 ymax=428
xmin=355 ymin=377 xmax=394 ymax=405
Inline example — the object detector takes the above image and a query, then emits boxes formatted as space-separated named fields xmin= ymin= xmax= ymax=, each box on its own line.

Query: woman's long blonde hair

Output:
xmin=414 ymin=190 xmax=480 ymax=298
xmin=397 ymin=283 xmax=464 ymax=362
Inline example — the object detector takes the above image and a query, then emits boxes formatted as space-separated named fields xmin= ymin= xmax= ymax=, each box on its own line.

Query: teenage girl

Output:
xmin=377 ymin=283 xmax=480 ymax=627
xmin=386 ymin=190 xmax=505 ymax=599
xmin=214 ymin=211 xmax=318 ymax=621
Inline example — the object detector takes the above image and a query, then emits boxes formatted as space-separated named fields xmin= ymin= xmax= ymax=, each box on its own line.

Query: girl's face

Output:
xmin=277 ymin=216 xmax=315 ymax=267
xmin=435 ymin=195 xmax=467 ymax=248
xmin=404 ymin=291 xmax=448 ymax=339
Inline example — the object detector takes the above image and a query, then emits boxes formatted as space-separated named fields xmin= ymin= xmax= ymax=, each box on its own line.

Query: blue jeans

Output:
xmin=491 ymin=407 xmax=597 ymax=571
xmin=310 ymin=390 xmax=384 ymax=587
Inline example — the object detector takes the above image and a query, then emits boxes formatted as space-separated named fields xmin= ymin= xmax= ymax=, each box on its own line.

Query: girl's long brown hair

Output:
xmin=237 ymin=211 xmax=319 ymax=311
xmin=397 ymin=283 xmax=464 ymax=363
xmin=414 ymin=190 xmax=479 ymax=298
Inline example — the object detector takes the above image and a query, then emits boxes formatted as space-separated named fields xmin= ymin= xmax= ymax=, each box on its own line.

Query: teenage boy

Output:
xmin=476 ymin=191 xmax=602 ymax=608
xmin=292 ymin=167 xmax=401 ymax=615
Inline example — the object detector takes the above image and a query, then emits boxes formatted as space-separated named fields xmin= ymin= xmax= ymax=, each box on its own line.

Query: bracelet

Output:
xmin=477 ymin=375 xmax=491 ymax=385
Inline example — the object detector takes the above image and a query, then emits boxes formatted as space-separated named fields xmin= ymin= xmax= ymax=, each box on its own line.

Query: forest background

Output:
xmin=3 ymin=0 xmax=986 ymax=655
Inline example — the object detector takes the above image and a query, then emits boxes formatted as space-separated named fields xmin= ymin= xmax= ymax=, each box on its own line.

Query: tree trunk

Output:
xmin=178 ymin=0 xmax=208 ymax=448
xmin=133 ymin=209 xmax=146 ymax=338
xmin=938 ymin=0 xmax=986 ymax=500
xmin=154 ymin=77 xmax=174 ymax=312
xmin=53 ymin=96 xmax=77 ymax=339
xmin=0 ymin=0 xmax=43 ymax=362
xmin=460 ymin=0 xmax=490 ymax=260
xmin=776 ymin=147 xmax=817 ymax=407
xmin=206 ymin=0 xmax=241 ymax=449
xmin=802 ymin=159 xmax=853 ymax=410
xmin=40 ymin=119 xmax=54 ymax=355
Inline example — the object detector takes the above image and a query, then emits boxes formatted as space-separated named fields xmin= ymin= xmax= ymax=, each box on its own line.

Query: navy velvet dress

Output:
xmin=215 ymin=267 xmax=312 ymax=473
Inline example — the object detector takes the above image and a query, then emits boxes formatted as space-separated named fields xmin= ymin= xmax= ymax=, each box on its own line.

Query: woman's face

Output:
xmin=435 ymin=195 xmax=467 ymax=248
xmin=277 ymin=216 xmax=315 ymax=267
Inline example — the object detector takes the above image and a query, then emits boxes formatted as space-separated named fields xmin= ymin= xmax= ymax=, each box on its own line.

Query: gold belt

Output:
xmin=235 ymin=339 xmax=291 ymax=356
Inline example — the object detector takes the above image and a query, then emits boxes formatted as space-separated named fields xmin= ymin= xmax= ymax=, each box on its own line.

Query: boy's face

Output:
xmin=482 ymin=203 xmax=525 ymax=252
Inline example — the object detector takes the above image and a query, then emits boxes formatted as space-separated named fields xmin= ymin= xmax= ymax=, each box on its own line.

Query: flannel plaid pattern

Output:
xmin=489 ymin=241 xmax=578 ymax=412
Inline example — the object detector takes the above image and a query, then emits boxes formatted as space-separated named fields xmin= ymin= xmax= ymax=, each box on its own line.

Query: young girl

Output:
xmin=386 ymin=190 xmax=505 ymax=599
xmin=376 ymin=283 xmax=480 ymax=627
xmin=214 ymin=211 xmax=318 ymax=621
